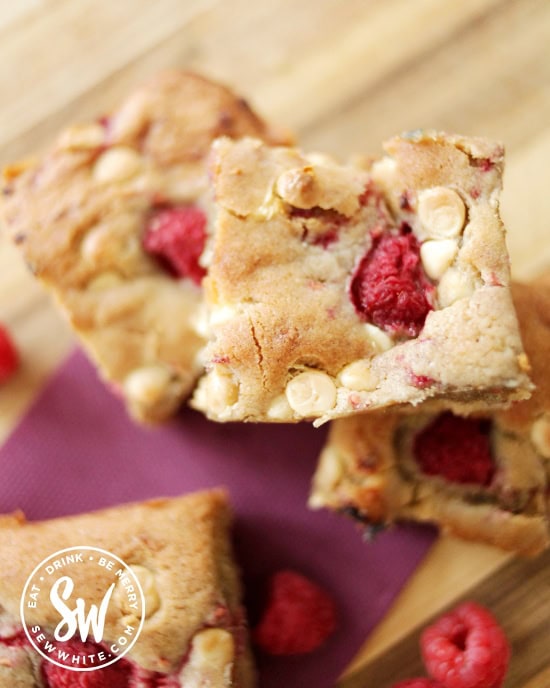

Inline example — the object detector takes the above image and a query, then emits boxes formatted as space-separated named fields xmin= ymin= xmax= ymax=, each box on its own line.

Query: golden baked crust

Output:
xmin=310 ymin=279 xmax=550 ymax=556
xmin=192 ymin=132 xmax=531 ymax=424
xmin=1 ymin=71 xmax=288 ymax=423
xmin=0 ymin=490 xmax=255 ymax=687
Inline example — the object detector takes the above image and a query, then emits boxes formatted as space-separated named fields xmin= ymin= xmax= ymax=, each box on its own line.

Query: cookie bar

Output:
xmin=0 ymin=489 xmax=255 ymax=687
xmin=1 ymin=71 xmax=288 ymax=423
xmin=310 ymin=277 xmax=550 ymax=556
xmin=192 ymin=132 xmax=531 ymax=424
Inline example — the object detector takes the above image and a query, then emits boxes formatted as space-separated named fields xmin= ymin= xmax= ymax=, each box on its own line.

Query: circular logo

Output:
xmin=20 ymin=546 xmax=145 ymax=671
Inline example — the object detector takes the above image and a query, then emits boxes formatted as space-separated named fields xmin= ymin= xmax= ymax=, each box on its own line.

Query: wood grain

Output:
xmin=339 ymin=549 xmax=550 ymax=688
xmin=0 ymin=0 xmax=549 ymax=677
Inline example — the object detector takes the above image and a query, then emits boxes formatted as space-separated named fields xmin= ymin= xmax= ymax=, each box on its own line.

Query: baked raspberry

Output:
xmin=150 ymin=676 xmax=180 ymax=687
xmin=392 ymin=680 xmax=444 ymax=688
xmin=253 ymin=569 xmax=337 ymax=655
xmin=413 ymin=413 xmax=495 ymax=486
xmin=0 ymin=324 xmax=19 ymax=383
xmin=292 ymin=207 xmax=343 ymax=248
xmin=41 ymin=639 xmax=132 ymax=688
xmin=134 ymin=667 xmax=180 ymax=688
xmin=0 ymin=629 xmax=27 ymax=647
xmin=350 ymin=228 xmax=433 ymax=337
xmin=421 ymin=602 xmax=510 ymax=688
xmin=312 ymin=228 xmax=339 ymax=248
xmin=143 ymin=206 xmax=207 ymax=285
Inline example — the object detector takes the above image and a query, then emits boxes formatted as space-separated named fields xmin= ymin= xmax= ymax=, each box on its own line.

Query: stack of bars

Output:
xmin=2 ymin=71 xmax=550 ymax=685
xmin=3 ymin=71 xmax=549 ymax=555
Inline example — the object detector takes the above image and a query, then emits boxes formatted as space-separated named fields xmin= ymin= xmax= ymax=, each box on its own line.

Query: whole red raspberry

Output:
xmin=413 ymin=413 xmax=494 ymax=485
xmin=253 ymin=569 xmax=337 ymax=655
xmin=421 ymin=602 xmax=510 ymax=688
xmin=143 ymin=205 xmax=207 ymax=285
xmin=0 ymin=324 xmax=19 ymax=383
xmin=41 ymin=638 xmax=132 ymax=687
xmin=350 ymin=227 xmax=433 ymax=338
xmin=392 ymin=680 xmax=444 ymax=688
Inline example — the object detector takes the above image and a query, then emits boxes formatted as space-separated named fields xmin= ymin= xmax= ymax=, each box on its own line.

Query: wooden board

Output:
xmin=339 ymin=549 xmax=550 ymax=687
xmin=0 ymin=0 xmax=549 ymax=677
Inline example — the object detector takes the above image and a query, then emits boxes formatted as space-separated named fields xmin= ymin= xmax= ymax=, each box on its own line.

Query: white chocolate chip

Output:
xmin=204 ymin=369 xmax=239 ymax=415
xmin=87 ymin=272 xmax=123 ymax=290
xmin=285 ymin=371 xmax=337 ymax=417
xmin=114 ymin=565 xmax=159 ymax=618
xmin=370 ymin=156 xmax=398 ymax=186
xmin=308 ymin=492 xmax=329 ymax=509
xmin=417 ymin=187 xmax=466 ymax=239
xmin=276 ymin=163 xmax=363 ymax=216
xmin=210 ymin=305 xmax=238 ymax=327
xmin=190 ymin=304 xmax=210 ymax=339
xmin=81 ymin=215 xmax=141 ymax=267
xmin=306 ymin=151 xmax=338 ymax=167
xmin=192 ymin=629 xmax=234 ymax=665
xmin=420 ymin=239 xmax=459 ymax=280
xmin=81 ymin=227 xmax=105 ymax=264
xmin=361 ymin=473 xmax=384 ymax=491
xmin=267 ymin=394 xmax=293 ymax=421
xmin=309 ymin=449 xmax=343 ymax=508
xmin=58 ymin=123 xmax=105 ymax=151
xmin=93 ymin=146 xmax=143 ymax=183
xmin=132 ymin=565 xmax=159 ymax=617
xmin=276 ymin=166 xmax=315 ymax=208
xmin=437 ymin=268 xmax=475 ymax=307
xmin=531 ymin=416 xmax=550 ymax=458
xmin=338 ymin=360 xmax=378 ymax=392
xmin=179 ymin=629 xmax=234 ymax=687
xmin=255 ymin=184 xmax=282 ymax=220
xmin=364 ymin=324 xmax=393 ymax=352
xmin=124 ymin=366 xmax=173 ymax=408
xmin=81 ymin=223 xmax=124 ymax=265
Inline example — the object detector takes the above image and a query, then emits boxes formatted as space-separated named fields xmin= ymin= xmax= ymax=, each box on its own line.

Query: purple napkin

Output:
xmin=0 ymin=350 xmax=435 ymax=686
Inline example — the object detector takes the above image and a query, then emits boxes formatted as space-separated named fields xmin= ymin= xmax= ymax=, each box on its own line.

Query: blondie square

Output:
xmin=1 ymin=71 xmax=288 ymax=422
xmin=192 ymin=132 xmax=531 ymax=423
xmin=0 ymin=489 xmax=254 ymax=687
xmin=310 ymin=278 xmax=550 ymax=556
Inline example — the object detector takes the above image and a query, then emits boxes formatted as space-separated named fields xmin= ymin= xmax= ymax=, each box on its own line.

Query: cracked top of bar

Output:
xmin=192 ymin=131 xmax=532 ymax=424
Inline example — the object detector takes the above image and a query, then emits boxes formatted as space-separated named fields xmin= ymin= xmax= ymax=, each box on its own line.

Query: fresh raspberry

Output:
xmin=421 ymin=602 xmax=510 ymax=688
xmin=0 ymin=324 xmax=19 ymax=383
xmin=413 ymin=413 xmax=494 ymax=486
xmin=143 ymin=205 xmax=207 ymax=285
xmin=253 ymin=569 xmax=337 ymax=655
xmin=350 ymin=227 xmax=433 ymax=337
xmin=41 ymin=638 xmax=132 ymax=688
xmin=392 ymin=680 xmax=444 ymax=688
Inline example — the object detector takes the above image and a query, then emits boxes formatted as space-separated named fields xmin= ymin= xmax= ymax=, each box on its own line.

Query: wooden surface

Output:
xmin=0 ymin=0 xmax=549 ymax=682
xmin=340 ymin=549 xmax=550 ymax=688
